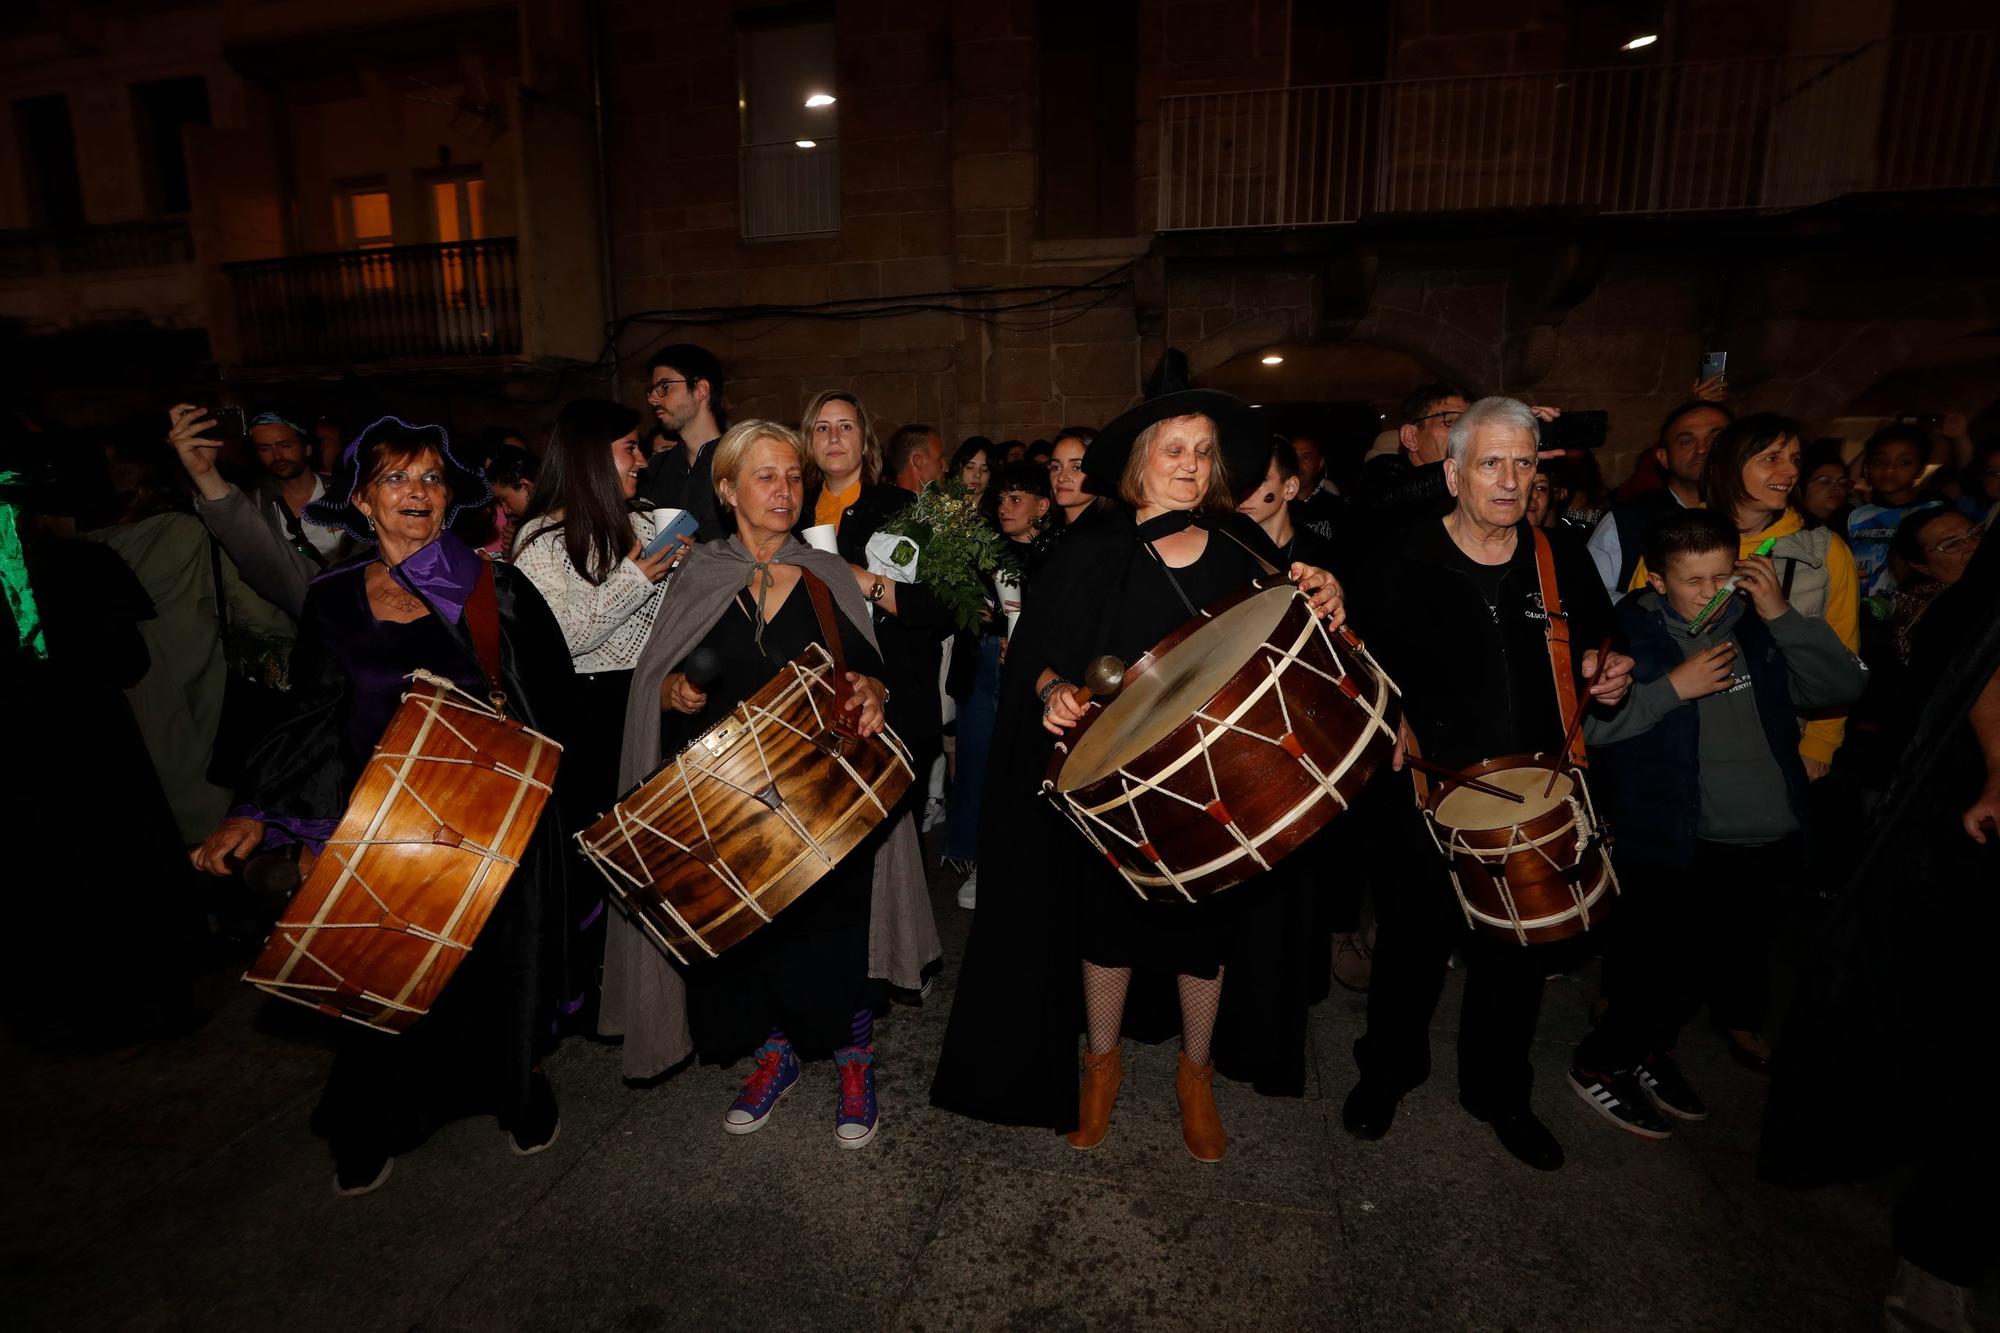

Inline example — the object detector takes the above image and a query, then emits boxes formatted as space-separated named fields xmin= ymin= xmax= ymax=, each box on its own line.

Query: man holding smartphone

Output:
xmin=166 ymin=404 xmax=354 ymax=619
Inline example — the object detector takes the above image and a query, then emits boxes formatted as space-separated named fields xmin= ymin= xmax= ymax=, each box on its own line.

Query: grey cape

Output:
xmin=597 ymin=534 xmax=940 ymax=1078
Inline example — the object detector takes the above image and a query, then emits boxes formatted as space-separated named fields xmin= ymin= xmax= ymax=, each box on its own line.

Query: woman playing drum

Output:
xmin=930 ymin=371 xmax=1344 ymax=1161
xmin=189 ymin=417 xmax=577 ymax=1196
xmin=599 ymin=420 xmax=937 ymax=1149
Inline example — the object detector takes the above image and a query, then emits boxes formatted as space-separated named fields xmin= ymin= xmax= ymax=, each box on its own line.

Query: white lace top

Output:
xmin=511 ymin=510 xmax=669 ymax=673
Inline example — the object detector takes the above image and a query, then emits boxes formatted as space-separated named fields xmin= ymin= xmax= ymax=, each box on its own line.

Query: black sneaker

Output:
xmin=1638 ymin=1052 xmax=1709 ymax=1122
xmin=1568 ymin=1065 xmax=1674 ymax=1140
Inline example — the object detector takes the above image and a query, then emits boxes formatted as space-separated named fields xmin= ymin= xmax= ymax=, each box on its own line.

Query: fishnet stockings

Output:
xmin=1080 ymin=961 xmax=1226 ymax=1066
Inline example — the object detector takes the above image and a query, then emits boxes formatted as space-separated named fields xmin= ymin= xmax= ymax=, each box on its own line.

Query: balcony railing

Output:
xmin=224 ymin=238 xmax=521 ymax=367
xmin=0 ymin=219 xmax=195 ymax=280
xmin=1156 ymin=30 xmax=1999 ymax=231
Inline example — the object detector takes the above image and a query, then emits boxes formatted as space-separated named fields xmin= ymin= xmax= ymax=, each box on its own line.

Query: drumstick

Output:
xmin=1400 ymin=754 xmax=1526 ymax=804
xmin=1543 ymin=635 xmax=1615 ymax=798
xmin=1080 ymin=656 xmax=1128 ymax=704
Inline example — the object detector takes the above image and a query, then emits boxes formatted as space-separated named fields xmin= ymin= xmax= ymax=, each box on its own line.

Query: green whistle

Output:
xmin=1685 ymin=534 xmax=1779 ymax=636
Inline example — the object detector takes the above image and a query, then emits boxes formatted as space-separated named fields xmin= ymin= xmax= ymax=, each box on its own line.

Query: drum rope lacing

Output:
xmin=1055 ymin=613 xmax=1401 ymax=898
xmin=1427 ymin=765 xmax=1619 ymax=944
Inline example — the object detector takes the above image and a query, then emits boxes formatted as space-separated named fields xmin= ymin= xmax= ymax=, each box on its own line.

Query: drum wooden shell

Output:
xmin=1043 ymin=580 xmax=1402 ymax=903
xmin=1422 ymin=754 xmax=1618 ymax=946
xmin=577 ymin=643 xmax=914 ymax=964
xmin=244 ymin=672 xmax=562 ymax=1033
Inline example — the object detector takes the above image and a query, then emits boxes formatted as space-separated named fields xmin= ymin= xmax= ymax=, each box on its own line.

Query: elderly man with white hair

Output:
xmin=1341 ymin=395 xmax=1635 ymax=1172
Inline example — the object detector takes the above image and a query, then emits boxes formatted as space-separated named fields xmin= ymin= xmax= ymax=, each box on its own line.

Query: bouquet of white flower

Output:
xmin=866 ymin=480 xmax=1020 ymax=634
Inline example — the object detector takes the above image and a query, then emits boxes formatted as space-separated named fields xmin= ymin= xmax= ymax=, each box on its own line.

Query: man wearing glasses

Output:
xmin=165 ymin=404 xmax=356 ymax=619
xmin=636 ymin=344 xmax=728 ymax=541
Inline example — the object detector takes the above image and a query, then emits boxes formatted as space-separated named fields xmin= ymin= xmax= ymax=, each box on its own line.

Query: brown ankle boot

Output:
xmin=1066 ymin=1046 xmax=1122 ymax=1151
xmin=1176 ymin=1052 xmax=1227 ymax=1163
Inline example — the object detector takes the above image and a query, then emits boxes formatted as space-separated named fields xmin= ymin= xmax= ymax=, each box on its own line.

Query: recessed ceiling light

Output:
xmin=1620 ymin=34 xmax=1658 ymax=50
xmin=1260 ymin=354 xmax=1284 ymax=365
xmin=804 ymin=93 xmax=836 ymax=108
xmin=795 ymin=139 xmax=817 ymax=149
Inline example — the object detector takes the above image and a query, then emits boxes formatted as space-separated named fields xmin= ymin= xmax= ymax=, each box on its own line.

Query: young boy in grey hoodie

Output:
xmin=1568 ymin=509 xmax=1867 ymax=1140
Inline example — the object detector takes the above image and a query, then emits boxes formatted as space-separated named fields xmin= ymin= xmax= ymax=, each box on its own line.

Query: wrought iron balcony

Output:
xmin=1156 ymin=30 xmax=1999 ymax=231
xmin=0 ymin=219 xmax=195 ymax=280
xmin=224 ymin=237 xmax=522 ymax=367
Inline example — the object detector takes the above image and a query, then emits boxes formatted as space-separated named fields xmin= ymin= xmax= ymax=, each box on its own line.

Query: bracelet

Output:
xmin=1038 ymin=677 xmax=1074 ymax=713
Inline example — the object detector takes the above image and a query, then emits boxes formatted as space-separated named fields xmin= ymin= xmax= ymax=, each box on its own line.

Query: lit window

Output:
xmin=738 ymin=16 xmax=838 ymax=240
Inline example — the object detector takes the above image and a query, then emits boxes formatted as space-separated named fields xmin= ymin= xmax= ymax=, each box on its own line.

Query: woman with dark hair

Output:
xmin=944 ymin=461 xmax=1055 ymax=904
xmin=189 ymin=417 xmax=576 ymax=1195
xmin=513 ymin=398 xmax=684 ymax=825
xmin=1047 ymin=426 xmax=1107 ymax=530
xmin=931 ymin=370 xmax=1344 ymax=1162
xmin=1889 ymin=507 xmax=1983 ymax=664
xmin=952 ymin=437 xmax=995 ymax=499
xmin=1632 ymin=414 xmax=1860 ymax=778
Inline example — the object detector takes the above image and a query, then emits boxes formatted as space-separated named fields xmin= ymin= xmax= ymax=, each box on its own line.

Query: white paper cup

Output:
xmin=802 ymin=523 xmax=839 ymax=553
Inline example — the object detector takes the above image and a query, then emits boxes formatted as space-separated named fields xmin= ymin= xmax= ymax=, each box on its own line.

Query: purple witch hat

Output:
xmin=303 ymin=415 xmax=493 ymax=546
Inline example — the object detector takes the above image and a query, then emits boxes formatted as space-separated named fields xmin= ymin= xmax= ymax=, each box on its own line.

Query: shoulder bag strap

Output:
xmin=464 ymin=556 xmax=508 ymax=716
xmin=799 ymin=567 xmax=858 ymax=730
xmin=1530 ymin=525 xmax=1587 ymax=769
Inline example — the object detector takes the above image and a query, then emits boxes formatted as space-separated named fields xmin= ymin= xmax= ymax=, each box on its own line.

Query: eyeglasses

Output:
xmin=1412 ymin=410 xmax=1463 ymax=428
xmin=647 ymin=378 xmax=696 ymax=398
xmin=1927 ymin=523 xmax=1986 ymax=557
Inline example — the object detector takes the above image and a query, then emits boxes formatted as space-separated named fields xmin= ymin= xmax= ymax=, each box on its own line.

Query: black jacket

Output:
xmin=636 ymin=436 xmax=726 ymax=541
xmin=1353 ymin=516 xmax=1617 ymax=770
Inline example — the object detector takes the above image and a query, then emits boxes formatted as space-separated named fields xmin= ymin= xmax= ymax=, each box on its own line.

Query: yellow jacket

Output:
xmin=1630 ymin=506 xmax=1859 ymax=765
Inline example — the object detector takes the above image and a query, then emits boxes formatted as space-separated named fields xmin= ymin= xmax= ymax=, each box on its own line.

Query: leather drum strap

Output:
xmin=1530 ymin=526 xmax=1586 ymax=769
xmin=465 ymin=557 xmax=508 ymax=716
xmin=799 ymin=568 xmax=857 ymax=732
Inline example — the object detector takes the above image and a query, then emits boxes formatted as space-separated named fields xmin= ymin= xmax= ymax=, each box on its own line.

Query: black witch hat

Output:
xmin=1081 ymin=349 xmax=1269 ymax=501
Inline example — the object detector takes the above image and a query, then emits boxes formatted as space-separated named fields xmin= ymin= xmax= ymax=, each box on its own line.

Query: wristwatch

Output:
xmin=865 ymin=578 xmax=886 ymax=603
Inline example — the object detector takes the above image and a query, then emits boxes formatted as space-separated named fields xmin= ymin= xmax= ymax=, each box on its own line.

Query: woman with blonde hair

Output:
xmin=600 ymin=419 xmax=938 ymax=1150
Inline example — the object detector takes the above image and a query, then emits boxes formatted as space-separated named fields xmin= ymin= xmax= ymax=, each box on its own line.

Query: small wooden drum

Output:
xmin=1044 ymin=579 xmax=1402 ymax=902
xmin=245 ymin=671 xmax=562 ymax=1032
xmin=1422 ymin=755 xmax=1618 ymax=945
xmin=577 ymin=642 xmax=914 ymax=964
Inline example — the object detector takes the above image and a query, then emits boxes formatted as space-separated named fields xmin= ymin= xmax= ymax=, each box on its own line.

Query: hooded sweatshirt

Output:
xmin=1587 ymin=587 xmax=1867 ymax=859
xmin=1629 ymin=506 xmax=1859 ymax=766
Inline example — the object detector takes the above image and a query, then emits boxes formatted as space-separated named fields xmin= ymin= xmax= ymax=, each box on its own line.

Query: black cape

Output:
xmin=1760 ymin=532 xmax=2000 ymax=1187
xmin=929 ymin=508 xmax=1323 ymax=1129
xmin=237 ymin=544 xmax=579 ymax=1153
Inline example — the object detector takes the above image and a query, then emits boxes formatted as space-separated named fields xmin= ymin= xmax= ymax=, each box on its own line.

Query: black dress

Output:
xmin=663 ymin=583 xmax=891 ymax=1061
xmin=235 ymin=540 xmax=576 ymax=1158
xmin=931 ymin=509 xmax=1320 ymax=1130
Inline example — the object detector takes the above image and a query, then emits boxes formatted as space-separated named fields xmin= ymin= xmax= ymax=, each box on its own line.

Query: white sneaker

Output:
xmin=956 ymin=869 xmax=977 ymax=909
xmin=922 ymin=797 xmax=947 ymax=832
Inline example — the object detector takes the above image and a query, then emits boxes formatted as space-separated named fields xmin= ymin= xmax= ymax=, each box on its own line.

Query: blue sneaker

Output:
xmin=723 ymin=1039 xmax=800 ymax=1135
xmin=833 ymin=1045 xmax=879 ymax=1149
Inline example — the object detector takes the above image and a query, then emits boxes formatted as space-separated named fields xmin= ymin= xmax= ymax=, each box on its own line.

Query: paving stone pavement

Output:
xmin=7 ymin=855 xmax=1996 ymax=1332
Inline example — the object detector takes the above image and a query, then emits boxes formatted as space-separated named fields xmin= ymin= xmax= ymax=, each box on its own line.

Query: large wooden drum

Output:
xmin=1044 ymin=579 xmax=1402 ymax=902
xmin=577 ymin=642 xmax=914 ymax=965
xmin=1422 ymin=755 xmax=1618 ymax=945
xmin=244 ymin=671 xmax=562 ymax=1032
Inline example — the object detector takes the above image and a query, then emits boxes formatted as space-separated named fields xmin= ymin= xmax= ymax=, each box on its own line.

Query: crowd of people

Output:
xmin=3 ymin=342 xmax=1994 ymax=1327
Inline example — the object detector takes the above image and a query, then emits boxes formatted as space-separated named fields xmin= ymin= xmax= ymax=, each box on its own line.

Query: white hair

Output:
xmin=1446 ymin=396 xmax=1540 ymax=468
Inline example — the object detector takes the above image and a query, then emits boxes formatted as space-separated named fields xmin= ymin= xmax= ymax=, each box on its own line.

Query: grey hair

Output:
xmin=1446 ymin=396 xmax=1541 ymax=467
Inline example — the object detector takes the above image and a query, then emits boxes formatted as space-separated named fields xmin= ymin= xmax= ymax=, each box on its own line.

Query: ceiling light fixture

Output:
xmin=1620 ymin=34 xmax=1658 ymax=51
xmin=795 ymin=139 xmax=817 ymax=149
xmin=1260 ymin=354 xmax=1284 ymax=365
xmin=804 ymin=93 xmax=836 ymax=108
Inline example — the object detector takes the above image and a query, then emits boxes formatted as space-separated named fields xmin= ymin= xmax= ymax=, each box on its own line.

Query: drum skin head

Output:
xmin=1435 ymin=766 xmax=1573 ymax=829
xmin=1059 ymin=585 xmax=1294 ymax=792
